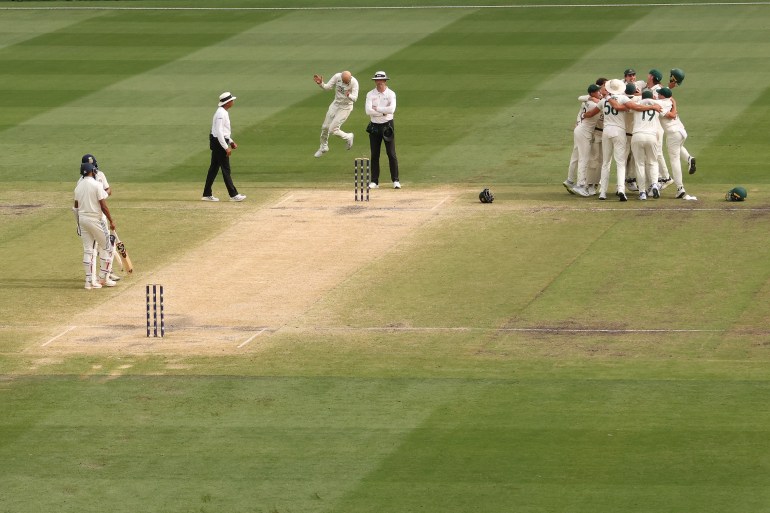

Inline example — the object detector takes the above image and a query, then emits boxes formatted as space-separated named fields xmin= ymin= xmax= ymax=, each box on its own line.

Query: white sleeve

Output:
xmin=98 ymin=171 xmax=110 ymax=191
xmin=377 ymin=91 xmax=396 ymax=115
xmin=348 ymin=78 xmax=359 ymax=102
xmin=322 ymin=73 xmax=340 ymax=91
xmin=364 ymin=91 xmax=376 ymax=116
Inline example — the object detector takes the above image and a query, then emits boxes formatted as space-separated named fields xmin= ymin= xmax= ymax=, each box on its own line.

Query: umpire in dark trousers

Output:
xmin=364 ymin=71 xmax=400 ymax=189
xmin=202 ymin=92 xmax=246 ymax=202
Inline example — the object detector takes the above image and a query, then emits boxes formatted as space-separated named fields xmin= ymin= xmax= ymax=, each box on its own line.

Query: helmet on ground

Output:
xmin=726 ymin=186 xmax=747 ymax=201
xmin=479 ymin=188 xmax=494 ymax=203
xmin=670 ymin=68 xmax=685 ymax=85
xmin=81 ymin=154 xmax=99 ymax=169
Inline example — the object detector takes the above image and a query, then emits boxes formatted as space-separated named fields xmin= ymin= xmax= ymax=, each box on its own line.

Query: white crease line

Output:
xmin=238 ymin=328 xmax=268 ymax=348
xmin=271 ymin=194 xmax=295 ymax=208
xmin=432 ymin=196 xmax=451 ymax=210
xmin=42 ymin=326 xmax=76 ymax=347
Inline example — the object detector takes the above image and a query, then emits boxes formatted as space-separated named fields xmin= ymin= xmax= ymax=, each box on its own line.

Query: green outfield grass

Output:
xmin=1 ymin=2 xmax=770 ymax=513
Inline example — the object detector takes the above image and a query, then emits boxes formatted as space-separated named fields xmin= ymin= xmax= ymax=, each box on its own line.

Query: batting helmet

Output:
xmin=670 ymin=68 xmax=685 ymax=85
xmin=81 ymin=154 xmax=99 ymax=169
xmin=80 ymin=162 xmax=96 ymax=177
xmin=726 ymin=186 xmax=747 ymax=202
xmin=479 ymin=188 xmax=494 ymax=203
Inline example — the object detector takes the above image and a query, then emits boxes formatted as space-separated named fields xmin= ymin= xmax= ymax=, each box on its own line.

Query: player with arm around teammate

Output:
xmin=657 ymin=87 xmax=694 ymax=199
xmin=598 ymin=79 xmax=632 ymax=201
xmin=74 ymin=162 xmax=116 ymax=289
xmin=312 ymin=71 xmax=359 ymax=157
xmin=610 ymin=90 xmax=664 ymax=200
xmin=565 ymin=84 xmax=603 ymax=197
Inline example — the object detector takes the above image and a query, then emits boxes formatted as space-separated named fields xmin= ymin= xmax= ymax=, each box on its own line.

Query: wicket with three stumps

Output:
xmin=146 ymin=284 xmax=165 ymax=337
xmin=354 ymin=157 xmax=370 ymax=202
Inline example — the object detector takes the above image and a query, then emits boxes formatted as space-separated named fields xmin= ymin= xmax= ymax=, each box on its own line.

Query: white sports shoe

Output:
xmin=368 ymin=182 xmax=378 ymax=189
xmin=230 ymin=194 xmax=246 ymax=202
xmin=639 ymin=191 xmax=647 ymax=201
xmin=393 ymin=181 xmax=401 ymax=189
xmin=572 ymin=185 xmax=590 ymax=197
xmin=201 ymin=196 xmax=219 ymax=202
xmin=99 ymin=277 xmax=117 ymax=287
xmin=109 ymin=273 xmax=121 ymax=281
xmin=314 ymin=146 xmax=329 ymax=158
xmin=85 ymin=280 xmax=102 ymax=290
xmin=346 ymin=133 xmax=354 ymax=150
xmin=563 ymin=180 xmax=576 ymax=195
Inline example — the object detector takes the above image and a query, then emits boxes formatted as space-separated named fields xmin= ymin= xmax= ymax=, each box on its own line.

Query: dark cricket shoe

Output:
xmin=688 ymin=157 xmax=696 ymax=174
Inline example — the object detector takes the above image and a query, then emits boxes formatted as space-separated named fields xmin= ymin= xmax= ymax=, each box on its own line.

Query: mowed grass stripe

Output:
xmin=0 ymin=10 xmax=284 ymax=166
xmin=0 ymin=8 xmax=471 ymax=182
xmin=334 ymin=378 xmax=770 ymax=512
xmin=0 ymin=375 xmax=464 ymax=513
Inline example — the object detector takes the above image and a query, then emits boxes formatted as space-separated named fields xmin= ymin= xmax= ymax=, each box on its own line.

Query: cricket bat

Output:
xmin=112 ymin=230 xmax=133 ymax=273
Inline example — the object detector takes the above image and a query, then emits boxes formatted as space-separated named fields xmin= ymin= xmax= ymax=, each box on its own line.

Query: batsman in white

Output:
xmin=312 ymin=70 xmax=358 ymax=157
xmin=77 ymin=154 xmax=120 ymax=285
xmin=74 ymin=162 xmax=116 ymax=289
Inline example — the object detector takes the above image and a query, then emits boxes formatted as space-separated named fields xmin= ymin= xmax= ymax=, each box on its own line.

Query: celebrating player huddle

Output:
xmin=564 ymin=68 xmax=696 ymax=201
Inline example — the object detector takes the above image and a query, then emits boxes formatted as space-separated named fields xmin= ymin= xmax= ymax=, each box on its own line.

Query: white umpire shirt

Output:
xmin=365 ymin=86 xmax=396 ymax=124
xmin=211 ymin=106 xmax=233 ymax=150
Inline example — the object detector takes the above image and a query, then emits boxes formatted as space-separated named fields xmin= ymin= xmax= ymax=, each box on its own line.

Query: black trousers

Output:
xmin=203 ymin=135 xmax=239 ymax=198
xmin=368 ymin=121 xmax=399 ymax=185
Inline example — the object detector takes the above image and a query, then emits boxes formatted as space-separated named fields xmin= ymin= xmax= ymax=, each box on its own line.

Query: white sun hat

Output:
xmin=218 ymin=92 xmax=236 ymax=106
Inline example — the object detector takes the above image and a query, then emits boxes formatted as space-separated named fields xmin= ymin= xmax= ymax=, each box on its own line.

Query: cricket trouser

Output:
xmin=572 ymin=125 xmax=593 ymax=186
xmin=664 ymin=128 xmax=689 ymax=189
xmin=630 ymin=132 xmax=660 ymax=193
xmin=599 ymin=127 xmax=627 ymax=195
xmin=656 ymin=127 xmax=670 ymax=180
xmin=368 ymin=121 xmax=398 ymax=185
xmin=587 ymin=129 xmax=602 ymax=185
xmin=320 ymin=103 xmax=353 ymax=147
xmin=79 ymin=214 xmax=112 ymax=282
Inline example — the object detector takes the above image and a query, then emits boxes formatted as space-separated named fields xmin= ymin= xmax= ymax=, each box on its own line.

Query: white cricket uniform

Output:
xmin=573 ymin=94 xmax=603 ymax=186
xmin=569 ymin=97 xmax=601 ymax=187
xmin=318 ymin=73 xmax=358 ymax=148
xmin=74 ymin=176 xmax=112 ymax=283
xmin=599 ymin=95 xmax=631 ymax=196
xmin=646 ymin=84 xmax=671 ymax=182
xmin=624 ymin=97 xmax=636 ymax=183
xmin=658 ymin=99 xmax=692 ymax=190
xmin=629 ymin=99 xmax=663 ymax=193
xmin=77 ymin=170 xmax=115 ymax=281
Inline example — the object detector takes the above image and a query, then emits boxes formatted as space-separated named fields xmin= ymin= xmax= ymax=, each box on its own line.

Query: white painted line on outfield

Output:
xmin=238 ymin=328 xmax=268 ymax=348
xmin=2 ymin=3 xmax=769 ymax=11
xmin=42 ymin=326 xmax=76 ymax=347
